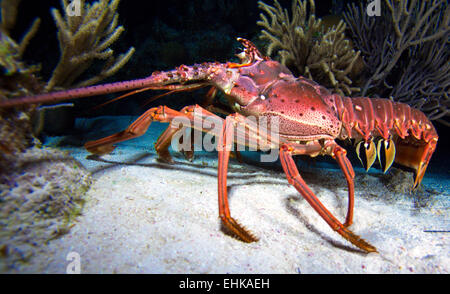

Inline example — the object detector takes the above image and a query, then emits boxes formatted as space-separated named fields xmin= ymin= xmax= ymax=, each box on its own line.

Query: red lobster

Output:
xmin=0 ymin=38 xmax=438 ymax=253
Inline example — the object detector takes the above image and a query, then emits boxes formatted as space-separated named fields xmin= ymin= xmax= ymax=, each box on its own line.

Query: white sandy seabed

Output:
xmin=13 ymin=117 xmax=450 ymax=273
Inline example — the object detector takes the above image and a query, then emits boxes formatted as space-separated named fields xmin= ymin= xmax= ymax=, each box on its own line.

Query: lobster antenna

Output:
xmin=140 ymin=84 xmax=207 ymax=108
xmin=87 ymin=83 xmax=207 ymax=113
xmin=89 ymin=87 xmax=155 ymax=112
xmin=0 ymin=76 xmax=159 ymax=108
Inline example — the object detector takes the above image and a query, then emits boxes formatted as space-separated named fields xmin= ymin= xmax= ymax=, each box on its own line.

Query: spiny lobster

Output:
xmin=0 ymin=38 xmax=438 ymax=253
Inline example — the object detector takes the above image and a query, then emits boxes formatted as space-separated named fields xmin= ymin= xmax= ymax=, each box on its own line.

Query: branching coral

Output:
xmin=0 ymin=0 xmax=41 ymax=88
xmin=0 ymin=0 xmax=43 ymax=168
xmin=0 ymin=0 xmax=137 ymax=164
xmin=0 ymin=0 xmax=136 ymax=268
xmin=1 ymin=0 xmax=41 ymax=62
xmin=257 ymin=0 xmax=362 ymax=96
xmin=45 ymin=0 xmax=135 ymax=91
xmin=344 ymin=0 xmax=449 ymax=125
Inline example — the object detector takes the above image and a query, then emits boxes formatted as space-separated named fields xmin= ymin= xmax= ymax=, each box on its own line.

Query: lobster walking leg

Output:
xmin=155 ymin=105 xmax=223 ymax=163
xmin=279 ymin=144 xmax=377 ymax=253
xmin=328 ymin=143 xmax=356 ymax=227
xmin=216 ymin=113 xmax=322 ymax=242
xmin=217 ymin=113 xmax=281 ymax=242
xmin=153 ymin=120 xmax=181 ymax=163
xmin=85 ymin=105 xmax=190 ymax=155
xmin=218 ymin=115 xmax=259 ymax=242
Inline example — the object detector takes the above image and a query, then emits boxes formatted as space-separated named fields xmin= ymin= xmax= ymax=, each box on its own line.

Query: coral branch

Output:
xmin=0 ymin=0 xmax=21 ymax=32
xmin=257 ymin=0 xmax=361 ymax=96
xmin=45 ymin=0 xmax=134 ymax=91
xmin=344 ymin=0 xmax=449 ymax=125
xmin=18 ymin=18 xmax=41 ymax=58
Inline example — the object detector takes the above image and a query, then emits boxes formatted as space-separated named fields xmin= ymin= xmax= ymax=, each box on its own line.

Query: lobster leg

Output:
xmin=85 ymin=105 xmax=192 ymax=155
xmin=91 ymin=107 xmax=260 ymax=242
xmin=154 ymin=105 xmax=223 ymax=163
xmin=153 ymin=120 xmax=181 ymax=163
xmin=327 ymin=142 xmax=356 ymax=227
xmin=216 ymin=113 xmax=321 ymax=242
xmin=217 ymin=113 xmax=278 ymax=242
xmin=279 ymin=144 xmax=377 ymax=253
xmin=155 ymin=103 xmax=241 ymax=164
xmin=218 ymin=116 xmax=258 ymax=242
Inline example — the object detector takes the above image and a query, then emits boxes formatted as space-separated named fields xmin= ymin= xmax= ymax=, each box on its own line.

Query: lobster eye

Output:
xmin=234 ymin=48 xmax=246 ymax=59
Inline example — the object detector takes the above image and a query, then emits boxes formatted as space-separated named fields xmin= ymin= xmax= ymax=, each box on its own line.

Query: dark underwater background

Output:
xmin=9 ymin=0 xmax=449 ymax=177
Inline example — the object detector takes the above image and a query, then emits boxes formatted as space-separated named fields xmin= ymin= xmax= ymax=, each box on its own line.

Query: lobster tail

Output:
xmin=376 ymin=138 xmax=396 ymax=173
xmin=395 ymin=136 xmax=438 ymax=189
xmin=333 ymin=95 xmax=438 ymax=189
